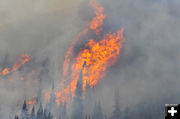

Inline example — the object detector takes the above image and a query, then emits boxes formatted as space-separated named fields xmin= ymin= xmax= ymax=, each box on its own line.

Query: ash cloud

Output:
xmin=0 ymin=0 xmax=180 ymax=119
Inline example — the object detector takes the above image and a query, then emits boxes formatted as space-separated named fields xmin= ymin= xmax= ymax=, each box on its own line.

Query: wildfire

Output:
xmin=45 ymin=90 xmax=51 ymax=102
xmin=1 ymin=67 xmax=10 ymax=76
xmin=0 ymin=0 xmax=124 ymax=107
xmin=12 ymin=54 xmax=31 ymax=71
xmin=55 ymin=0 xmax=125 ymax=105
xmin=27 ymin=96 xmax=37 ymax=105
xmin=0 ymin=54 xmax=31 ymax=76
xmin=62 ymin=0 xmax=105 ymax=77
xmin=88 ymin=0 xmax=106 ymax=35
xmin=73 ymin=29 xmax=124 ymax=90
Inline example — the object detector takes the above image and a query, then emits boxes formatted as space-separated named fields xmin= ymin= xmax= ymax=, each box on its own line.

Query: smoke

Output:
xmin=0 ymin=0 xmax=85 ymax=118
xmin=0 ymin=0 xmax=180 ymax=118
xmin=98 ymin=0 xmax=180 ymax=114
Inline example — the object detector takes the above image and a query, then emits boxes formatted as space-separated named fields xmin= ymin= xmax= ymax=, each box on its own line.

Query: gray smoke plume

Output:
xmin=0 ymin=0 xmax=180 ymax=119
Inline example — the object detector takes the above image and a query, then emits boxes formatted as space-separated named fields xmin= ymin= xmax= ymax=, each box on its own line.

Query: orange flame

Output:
xmin=12 ymin=54 xmax=31 ymax=71
xmin=0 ymin=54 xmax=31 ymax=76
xmin=1 ymin=67 xmax=10 ymax=76
xmin=55 ymin=0 xmax=125 ymax=105
xmin=73 ymin=29 xmax=124 ymax=90
xmin=45 ymin=90 xmax=51 ymax=102
xmin=27 ymin=96 xmax=37 ymax=105
xmin=88 ymin=0 xmax=106 ymax=35
xmin=62 ymin=0 xmax=105 ymax=77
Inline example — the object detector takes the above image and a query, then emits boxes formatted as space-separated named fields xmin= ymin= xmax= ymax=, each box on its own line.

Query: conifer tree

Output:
xmin=14 ymin=115 xmax=19 ymax=119
xmin=58 ymin=101 xmax=63 ymax=119
xmin=88 ymin=115 xmax=91 ymax=119
xmin=123 ymin=106 xmax=129 ymax=119
xmin=20 ymin=100 xmax=29 ymax=119
xmin=85 ymin=114 xmax=88 ymax=119
xmin=37 ymin=103 xmax=43 ymax=119
xmin=92 ymin=102 xmax=104 ymax=119
xmin=47 ymin=112 xmax=53 ymax=119
xmin=47 ymin=81 xmax=55 ymax=112
xmin=71 ymin=62 xmax=86 ymax=119
xmin=30 ymin=106 xmax=35 ymax=119
xmin=61 ymin=102 xmax=68 ymax=119
xmin=111 ymin=88 xmax=121 ymax=119
xmin=44 ymin=105 xmax=48 ymax=119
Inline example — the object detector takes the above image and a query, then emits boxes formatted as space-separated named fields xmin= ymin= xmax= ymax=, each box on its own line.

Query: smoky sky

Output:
xmin=0 ymin=0 xmax=180 ymax=119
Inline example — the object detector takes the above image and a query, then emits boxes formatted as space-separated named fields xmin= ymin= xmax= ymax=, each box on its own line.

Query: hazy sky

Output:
xmin=0 ymin=0 xmax=180 ymax=119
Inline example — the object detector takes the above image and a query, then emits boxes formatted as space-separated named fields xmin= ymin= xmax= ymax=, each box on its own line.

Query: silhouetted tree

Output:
xmin=111 ymin=88 xmax=121 ymax=119
xmin=88 ymin=115 xmax=92 ymax=119
xmin=14 ymin=115 xmax=19 ymax=119
xmin=20 ymin=100 xmax=28 ymax=119
xmin=14 ymin=101 xmax=56 ymax=119
xmin=92 ymin=102 xmax=104 ymax=119
xmin=61 ymin=102 xmax=68 ymax=119
xmin=85 ymin=114 xmax=91 ymax=119
xmin=44 ymin=105 xmax=49 ymax=119
xmin=71 ymin=62 xmax=85 ymax=119
xmin=47 ymin=81 xmax=56 ymax=112
xmin=123 ymin=106 xmax=129 ymax=119
xmin=30 ymin=106 xmax=35 ymax=119
xmin=37 ymin=103 xmax=43 ymax=119
xmin=58 ymin=101 xmax=63 ymax=119
xmin=85 ymin=114 xmax=88 ymax=119
xmin=47 ymin=112 xmax=53 ymax=119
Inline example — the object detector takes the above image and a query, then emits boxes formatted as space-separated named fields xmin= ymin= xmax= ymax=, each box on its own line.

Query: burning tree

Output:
xmin=60 ymin=102 xmax=68 ymax=119
xmin=71 ymin=63 xmax=85 ymax=119
xmin=11 ymin=0 xmax=125 ymax=118
xmin=55 ymin=0 xmax=124 ymax=106
xmin=15 ymin=101 xmax=54 ymax=119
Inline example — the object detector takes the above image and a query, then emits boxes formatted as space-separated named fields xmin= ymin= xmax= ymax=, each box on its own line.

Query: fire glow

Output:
xmin=0 ymin=54 xmax=31 ymax=76
xmin=55 ymin=0 xmax=125 ymax=105
xmin=0 ymin=0 xmax=125 ymax=107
